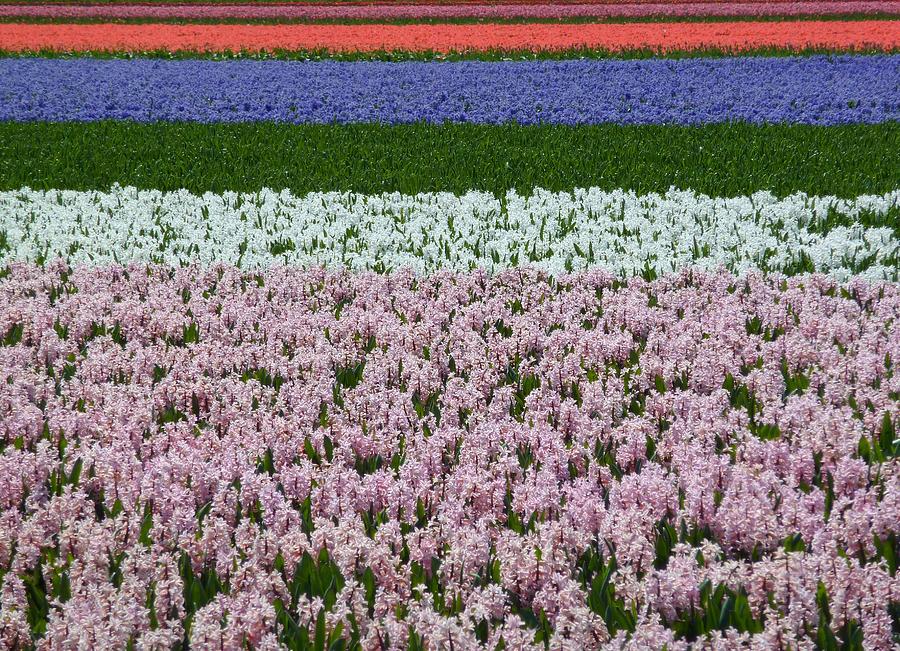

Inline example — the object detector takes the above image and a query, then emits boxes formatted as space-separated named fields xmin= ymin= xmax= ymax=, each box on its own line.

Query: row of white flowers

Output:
xmin=1 ymin=185 xmax=897 ymax=278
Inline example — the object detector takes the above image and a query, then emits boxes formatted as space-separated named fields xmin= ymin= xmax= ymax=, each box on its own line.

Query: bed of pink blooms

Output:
xmin=0 ymin=262 xmax=898 ymax=649
xmin=1 ymin=1 xmax=897 ymax=19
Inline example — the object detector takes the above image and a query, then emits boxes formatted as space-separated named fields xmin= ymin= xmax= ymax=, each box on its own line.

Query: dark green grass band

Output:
xmin=1 ymin=45 xmax=896 ymax=62
xmin=1 ymin=121 xmax=897 ymax=198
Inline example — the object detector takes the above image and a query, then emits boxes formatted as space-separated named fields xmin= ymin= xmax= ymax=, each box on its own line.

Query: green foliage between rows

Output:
xmin=1 ymin=122 xmax=897 ymax=198
xmin=1 ymin=45 xmax=897 ymax=62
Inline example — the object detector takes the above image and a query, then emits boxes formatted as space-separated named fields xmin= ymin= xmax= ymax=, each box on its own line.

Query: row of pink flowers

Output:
xmin=0 ymin=1 xmax=897 ymax=19
xmin=0 ymin=263 xmax=897 ymax=648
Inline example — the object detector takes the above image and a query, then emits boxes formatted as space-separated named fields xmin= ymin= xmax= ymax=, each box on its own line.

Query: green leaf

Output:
xmin=654 ymin=375 xmax=667 ymax=394
xmin=314 ymin=609 xmax=326 ymax=651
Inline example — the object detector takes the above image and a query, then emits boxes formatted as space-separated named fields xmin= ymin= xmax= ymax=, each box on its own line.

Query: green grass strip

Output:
xmin=2 ymin=45 xmax=895 ymax=61
xmin=1 ymin=121 xmax=897 ymax=198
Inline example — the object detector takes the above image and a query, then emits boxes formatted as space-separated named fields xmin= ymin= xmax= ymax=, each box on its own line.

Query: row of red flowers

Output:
xmin=1 ymin=19 xmax=897 ymax=52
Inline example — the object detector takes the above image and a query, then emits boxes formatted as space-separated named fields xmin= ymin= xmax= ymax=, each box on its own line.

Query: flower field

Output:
xmin=0 ymin=1 xmax=898 ymax=650
xmin=3 ymin=20 xmax=899 ymax=53
xmin=2 ymin=187 xmax=898 ymax=277
xmin=4 ymin=56 xmax=898 ymax=124
xmin=1 ymin=2 xmax=899 ymax=19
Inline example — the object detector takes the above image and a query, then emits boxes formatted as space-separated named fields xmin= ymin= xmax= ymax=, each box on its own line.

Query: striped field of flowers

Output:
xmin=0 ymin=0 xmax=898 ymax=649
